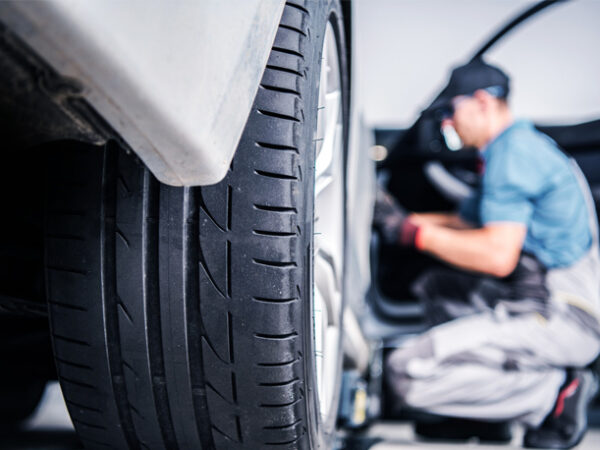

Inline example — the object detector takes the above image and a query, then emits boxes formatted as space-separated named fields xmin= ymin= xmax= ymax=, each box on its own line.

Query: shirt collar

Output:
xmin=480 ymin=119 xmax=532 ymax=157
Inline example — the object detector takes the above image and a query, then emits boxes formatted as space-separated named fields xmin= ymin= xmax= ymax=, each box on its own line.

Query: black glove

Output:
xmin=373 ymin=186 xmax=419 ymax=247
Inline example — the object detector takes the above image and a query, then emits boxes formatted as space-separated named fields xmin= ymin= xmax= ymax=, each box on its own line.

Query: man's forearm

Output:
xmin=417 ymin=223 xmax=525 ymax=277
xmin=410 ymin=212 xmax=474 ymax=229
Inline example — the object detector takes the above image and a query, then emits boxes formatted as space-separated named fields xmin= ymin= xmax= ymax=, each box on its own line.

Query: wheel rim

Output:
xmin=313 ymin=20 xmax=344 ymax=421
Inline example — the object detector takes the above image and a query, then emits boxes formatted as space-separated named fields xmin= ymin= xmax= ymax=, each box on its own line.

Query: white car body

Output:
xmin=0 ymin=0 xmax=285 ymax=186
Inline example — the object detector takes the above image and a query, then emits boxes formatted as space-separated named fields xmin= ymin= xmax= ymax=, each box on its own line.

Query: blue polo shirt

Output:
xmin=459 ymin=119 xmax=592 ymax=268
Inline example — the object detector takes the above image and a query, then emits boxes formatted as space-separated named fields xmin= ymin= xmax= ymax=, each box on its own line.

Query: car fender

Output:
xmin=0 ymin=0 xmax=286 ymax=186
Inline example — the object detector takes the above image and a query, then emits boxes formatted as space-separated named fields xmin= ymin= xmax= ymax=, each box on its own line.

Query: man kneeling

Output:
xmin=375 ymin=59 xmax=600 ymax=449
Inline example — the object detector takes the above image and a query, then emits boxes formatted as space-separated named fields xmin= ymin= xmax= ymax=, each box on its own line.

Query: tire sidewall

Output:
xmin=302 ymin=0 xmax=349 ymax=447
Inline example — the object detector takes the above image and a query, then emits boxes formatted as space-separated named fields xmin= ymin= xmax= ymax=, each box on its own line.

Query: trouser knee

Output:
xmin=385 ymin=335 xmax=435 ymax=401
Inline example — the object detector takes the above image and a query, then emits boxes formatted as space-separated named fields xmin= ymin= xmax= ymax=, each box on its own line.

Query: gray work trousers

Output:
xmin=387 ymin=298 xmax=600 ymax=426
xmin=387 ymin=252 xmax=600 ymax=427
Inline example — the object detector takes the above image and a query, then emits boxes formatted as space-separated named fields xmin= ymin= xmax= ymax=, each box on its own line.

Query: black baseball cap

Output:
xmin=427 ymin=58 xmax=510 ymax=116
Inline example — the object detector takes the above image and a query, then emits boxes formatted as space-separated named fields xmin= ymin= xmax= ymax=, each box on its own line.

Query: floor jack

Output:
xmin=335 ymin=345 xmax=384 ymax=450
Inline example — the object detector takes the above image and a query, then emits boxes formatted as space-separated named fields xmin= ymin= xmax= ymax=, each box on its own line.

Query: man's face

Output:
xmin=442 ymin=93 xmax=488 ymax=149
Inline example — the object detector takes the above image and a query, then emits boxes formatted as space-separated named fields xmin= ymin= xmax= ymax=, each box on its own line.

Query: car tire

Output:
xmin=44 ymin=1 xmax=348 ymax=449
xmin=0 ymin=377 xmax=46 ymax=430
xmin=0 ymin=317 xmax=51 ymax=430
xmin=0 ymin=376 xmax=46 ymax=428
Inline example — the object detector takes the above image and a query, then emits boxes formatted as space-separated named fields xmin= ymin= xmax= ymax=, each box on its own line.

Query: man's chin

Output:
xmin=458 ymin=137 xmax=477 ymax=149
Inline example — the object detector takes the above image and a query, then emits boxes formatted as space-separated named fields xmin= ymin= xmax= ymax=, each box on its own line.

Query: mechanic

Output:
xmin=375 ymin=59 xmax=600 ymax=449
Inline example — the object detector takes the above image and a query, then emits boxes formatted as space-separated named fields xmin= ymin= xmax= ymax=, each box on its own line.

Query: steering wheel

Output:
xmin=423 ymin=160 xmax=476 ymax=204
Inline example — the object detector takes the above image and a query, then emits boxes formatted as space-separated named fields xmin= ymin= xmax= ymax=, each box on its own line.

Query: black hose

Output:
xmin=470 ymin=0 xmax=570 ymax=61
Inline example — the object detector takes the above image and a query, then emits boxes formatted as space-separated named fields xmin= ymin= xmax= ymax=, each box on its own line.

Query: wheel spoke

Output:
xmin=315 ymin=247 xmax=341 ymax=326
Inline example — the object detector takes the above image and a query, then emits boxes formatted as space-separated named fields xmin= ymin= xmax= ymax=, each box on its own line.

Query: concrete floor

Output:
xmin=2 ymin=382 xmax=600 ymax=449
xmin=343 ymin=422 xmax=600 ymax=450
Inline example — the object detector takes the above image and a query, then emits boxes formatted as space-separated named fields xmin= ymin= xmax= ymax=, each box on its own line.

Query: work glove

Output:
xmin=373 ymin=186 xmax=420 ymax=247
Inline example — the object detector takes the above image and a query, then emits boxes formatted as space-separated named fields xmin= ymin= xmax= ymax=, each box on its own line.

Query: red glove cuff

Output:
xmin=399 ymin=220 xmax=418 ymax=247
xmin=414 ymin=226 xmax=425 ymax=251
xmin=398 ymin=220 xmax=426 ymax=250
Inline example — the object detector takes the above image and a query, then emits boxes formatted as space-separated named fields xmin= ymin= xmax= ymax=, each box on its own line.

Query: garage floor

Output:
xmin=342 ymin=422 xmax=600 ymax=450
xmin=3 ymin=382 xmax=599 ymax=449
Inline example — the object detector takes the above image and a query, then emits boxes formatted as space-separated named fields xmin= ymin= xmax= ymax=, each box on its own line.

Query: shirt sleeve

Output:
xmin=480 ymin=144 xmax=547 ymax=226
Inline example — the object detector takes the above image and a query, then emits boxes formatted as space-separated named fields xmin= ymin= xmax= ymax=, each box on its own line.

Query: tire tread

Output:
xmin=45 ymin=1 xmax=344 ymax=448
